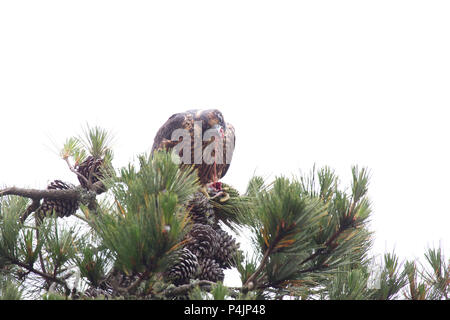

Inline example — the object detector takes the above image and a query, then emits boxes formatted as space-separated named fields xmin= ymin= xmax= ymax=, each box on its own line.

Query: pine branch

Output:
xmin=0 ymin=187 xmax=80 ymax=201
xmin=163 ymin=280 xmax=216 ymax=298
xmin=243 ymin=248 xmax=271 ymax=291
xmin=299 ymin=225 xmax=345 ymax=267
xmin=37 ymin=228 xmax=49 ymax=288
xmin=243 ymin=230 xmax=282 ymax=291
xmin=108 ymin=271 xmax=150 ymax=296
xmin=298 ymin=195 xmax=361 ymax=270
xmin=10 ymin=258 xmax=69 ymax=292
xmin=20 ymin=199 xmax=41 ymax=223
xmin=243 ymin=219 xmax=302 ymax=290
xmin=1 ymin=185 xmax=100 ymax=221
xmin=64 ymin=157 xmax=90 ymax=186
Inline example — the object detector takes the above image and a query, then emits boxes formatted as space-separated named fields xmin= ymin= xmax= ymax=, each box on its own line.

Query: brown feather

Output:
xmin=151 ymin=109 xmax=235 ymax=186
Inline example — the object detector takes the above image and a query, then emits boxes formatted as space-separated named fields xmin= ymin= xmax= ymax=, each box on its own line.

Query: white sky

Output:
xmin=1 ymin=1 xmax=449 ymax=286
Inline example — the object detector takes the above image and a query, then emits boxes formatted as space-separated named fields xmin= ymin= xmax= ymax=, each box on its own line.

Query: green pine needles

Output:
xmin=0 ymin=126 xmax=448 ymax=300
xmin=92 ymin=152 xmax=199 ymax=276
xmin=233 ymin=167 xmax=373 ymax=296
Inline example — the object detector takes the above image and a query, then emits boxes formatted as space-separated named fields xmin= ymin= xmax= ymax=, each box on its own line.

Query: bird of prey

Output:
xmin=151 ymin=109 xmax=235 ymax=200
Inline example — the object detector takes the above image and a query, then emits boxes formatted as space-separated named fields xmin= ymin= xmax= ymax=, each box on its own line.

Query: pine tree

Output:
xmin=0 ymin=126 xmax=448 ymax=300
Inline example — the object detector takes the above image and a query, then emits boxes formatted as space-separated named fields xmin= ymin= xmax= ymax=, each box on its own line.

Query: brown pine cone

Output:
xmin=213 ymin=228 xmax=240 ymax=269
xmin=76 ymin=156 xmax=106 ymax=194
xmin=197 ymin=258 xmax=224 ymax=283
xmin=38 ymin=180 xmax=79 ymax=218
xmin=186 ymin=192 xmax=215 ymax=226
xmin=185 ymin=224 xmax=219 ymax=259
xmin=165 ymin=248 xmax=199 ymax=285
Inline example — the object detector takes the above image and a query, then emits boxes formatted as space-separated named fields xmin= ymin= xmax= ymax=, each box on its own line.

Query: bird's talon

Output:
xmin=200 ymin=186 xmax=210 ymax=198
xmin=219 ymin=192 xmax=230 ymax=202
xmin=209 ymin=191 xmax=224 ymax=200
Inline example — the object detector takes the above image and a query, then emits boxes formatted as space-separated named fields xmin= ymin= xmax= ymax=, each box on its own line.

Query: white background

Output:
xmin=1 ymin=1 xmax=449 ymax=286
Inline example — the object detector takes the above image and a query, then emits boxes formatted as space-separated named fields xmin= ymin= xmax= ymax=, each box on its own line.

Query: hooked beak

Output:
xmin=212 ymin=123 xmax=225 ymax=138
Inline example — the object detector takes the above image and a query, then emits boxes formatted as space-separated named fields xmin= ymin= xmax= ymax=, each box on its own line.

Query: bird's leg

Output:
xmin=200 ymin=185 xmax=210 ymax=198
xmin=204 ymin=180 xmax=230 ymax=202
xmin=209 ymin=190 xmax=224 ymax=200
xmin=208 ymin=189 xmax=230 ymax=202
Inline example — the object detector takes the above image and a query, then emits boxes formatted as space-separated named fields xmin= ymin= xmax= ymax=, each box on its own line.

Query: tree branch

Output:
xmin=298 ymin=198 xmax=360 ymax=268
xmin=109 ymin=271 xmax=150 ymax=296
xmin=163 ymin=280 xmax=215 ymax=298
xmin=65 ymin=157 xmax=90 ymax=186
xmin=1 ymin=185 xmax=101 ymax=223
xmin=243 ymin=225 xmax=297 ymax=291
xmin=1 ymin=186 xmax=80 ymax=201
xmin=20 ymin=199 xmax=42 ymax=223
xmin=243 ymin=248 xmax=271 ymax=290
xmin=298 ymin=226 xmax=344 ymax=267
xmin=11 ymin=258 xmax=69 ymax=291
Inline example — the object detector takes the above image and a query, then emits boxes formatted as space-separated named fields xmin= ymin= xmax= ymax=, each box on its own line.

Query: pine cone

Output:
xmin=213 ymin=228 xmax=240 ymax=269
xmin=38 ymin=180 xmax=79 ymax=218
xmin=83 ymin=269 xmax=137 ymax=298
xmin=186 ymin=192 xmax=215 ymax=225
xmin=185 ymin=224 xmax=219 ymax=259
xmin=197 ymin=258 xmax=224 ymax=282
xmin=76 ymin=156 xmax=106 ymax=194
xmin=83 ymin=285 xmax=114 ymax=299
xmin=165 ymin=248 xmax=199 ymax=285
